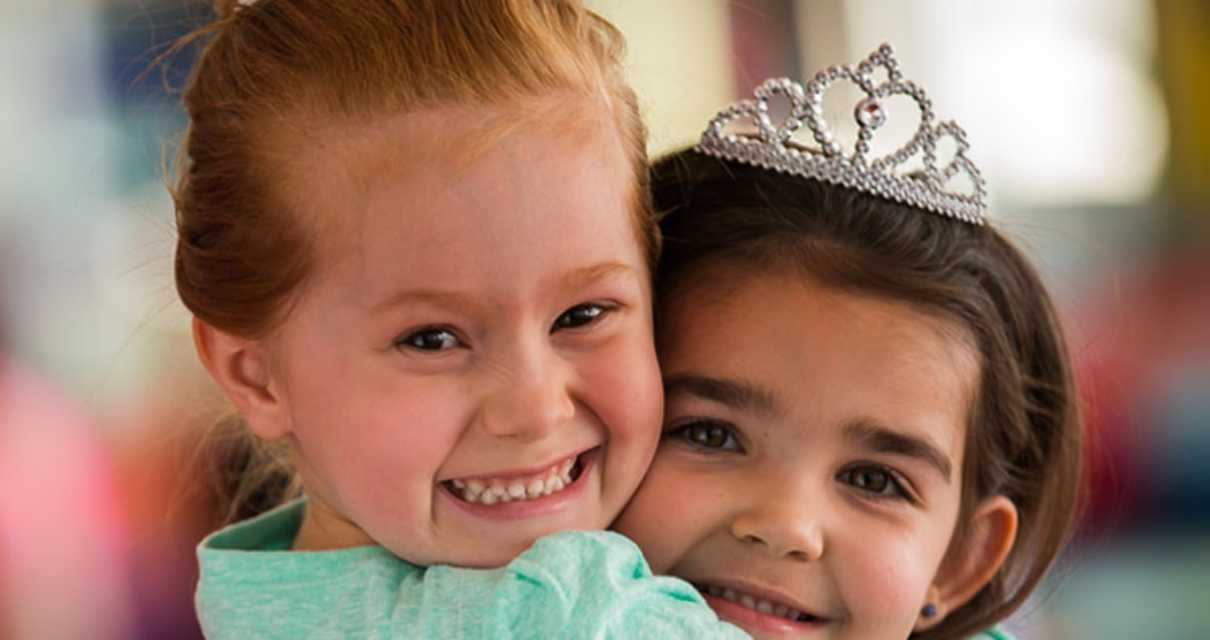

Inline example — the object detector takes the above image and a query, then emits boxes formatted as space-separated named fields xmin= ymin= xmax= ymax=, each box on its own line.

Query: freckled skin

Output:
xmin=615 ymin=267 xmax=978 ymax=639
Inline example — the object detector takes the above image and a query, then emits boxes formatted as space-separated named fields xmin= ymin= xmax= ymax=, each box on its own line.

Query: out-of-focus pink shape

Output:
xmin=1075 ymin=250 xmax=1210 ymax=532
xmin=0 ymin=357 xmax=135 ymax=640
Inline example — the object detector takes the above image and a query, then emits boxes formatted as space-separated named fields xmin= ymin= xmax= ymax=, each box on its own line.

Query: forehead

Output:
xmin=279 ymin=102 xmax=642 ymax=304
xmin=659 ymin=264 xmax=978 ymax=454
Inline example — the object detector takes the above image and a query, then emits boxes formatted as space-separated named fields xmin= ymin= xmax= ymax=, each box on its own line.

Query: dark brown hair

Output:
xmin=169 ymin=0 xmax=654 ymax=522
xmin=651 ymin=149 xmax=1082 ymax=639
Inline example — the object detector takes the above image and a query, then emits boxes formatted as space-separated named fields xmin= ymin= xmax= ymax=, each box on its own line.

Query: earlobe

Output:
xmin=192 ymin=318 xmax=291 ymax=441
xmin=915 ymin=495 xmax=1018 ymax=632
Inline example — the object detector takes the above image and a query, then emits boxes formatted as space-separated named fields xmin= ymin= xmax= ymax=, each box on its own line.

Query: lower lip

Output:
xmin=440 ymin=447 xmax=599 ymax=521
xmin=704 ymin=594 xmax=827 ymax=636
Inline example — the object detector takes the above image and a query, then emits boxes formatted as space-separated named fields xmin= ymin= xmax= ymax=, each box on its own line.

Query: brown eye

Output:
xmin=848 ymin=467 xmax=890 ymax=492
xmin=837 ymin=465 xmax=908 ymax=500
xmin=671 ymin=421 xmax=741 ymax=452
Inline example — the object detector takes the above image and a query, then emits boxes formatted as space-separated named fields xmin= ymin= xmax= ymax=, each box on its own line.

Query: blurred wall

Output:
xmin=1 ymin=1 xmax=1206 ymax=639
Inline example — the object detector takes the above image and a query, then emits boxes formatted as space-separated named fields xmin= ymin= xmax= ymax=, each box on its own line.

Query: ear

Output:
xmin=914 ymin=495 xmax=1018 ymax=632
xmin=192 ymin=317 xmax=292 ymax=441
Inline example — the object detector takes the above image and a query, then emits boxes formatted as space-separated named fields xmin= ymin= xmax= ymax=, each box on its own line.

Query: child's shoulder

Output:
xmin=409 ymin=528 xmax=647 ymax=598
xmin=198 ymin=517 xmax=745 ymax=639
xmin=507 ymin=528 xmax=648 ymax=577
xmin=196 ymin=500 xmax=410 ymax=638
xmin=428 ymin=529 xmax=748 ymax=638
xmin=200 ymin=499 xmax=304 ymax=552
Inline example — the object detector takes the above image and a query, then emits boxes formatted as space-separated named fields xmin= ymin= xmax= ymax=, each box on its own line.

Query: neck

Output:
xmin=291 ymin=496 xmax=376 ymax=551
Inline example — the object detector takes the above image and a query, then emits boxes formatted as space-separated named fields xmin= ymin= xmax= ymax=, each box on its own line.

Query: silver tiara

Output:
xmin=697 ymin=43 xmax=987 ymax=224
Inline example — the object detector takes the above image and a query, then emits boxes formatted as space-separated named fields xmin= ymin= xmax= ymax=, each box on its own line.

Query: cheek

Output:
xmin=614 ymin=462 xmax=711 ymax=573
xmin=287 ymin=368 xmax=471 ymax=504
xmin=833 ymin=522 xmax=944 ymax=624
xmin=577 ymin=331 xmax=662 ymax=444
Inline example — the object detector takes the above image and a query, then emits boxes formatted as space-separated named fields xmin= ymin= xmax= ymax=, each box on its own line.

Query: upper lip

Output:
xmin=692 ymin=576 xmax=829 ymax=622
xmin=440 ymin=445 xmax=593 ymax=482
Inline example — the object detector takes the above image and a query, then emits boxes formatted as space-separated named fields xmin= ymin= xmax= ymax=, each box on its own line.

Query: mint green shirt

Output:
xmin=196 ymin=500 xmax=1014 ymax=639
xmin=196 ymin=500 xmax=747 ymax=639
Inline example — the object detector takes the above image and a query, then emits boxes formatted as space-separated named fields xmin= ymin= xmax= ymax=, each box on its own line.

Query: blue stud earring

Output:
xmin=921 ymin=603 xmax=937 ymax=618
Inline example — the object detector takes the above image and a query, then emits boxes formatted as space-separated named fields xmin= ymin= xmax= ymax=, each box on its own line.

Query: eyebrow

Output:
xmin=369 ymin=288 xmax=480 ymax=315
xmin=369 ymin=262 xmax=637 ymax=315
xmin=844 ymin=419 xmax=953 ymax=482
xmin=663 ymin=374 xmax=777 ymax=416
xmin=561 ymin=261 xmax=636 ymax=290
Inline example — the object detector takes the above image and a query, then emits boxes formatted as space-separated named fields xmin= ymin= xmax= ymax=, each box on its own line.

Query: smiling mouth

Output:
xmin=694 ymin=583 xmax=826 ymax=625
xmin=443 ymin=452 xmax=586 ymax=505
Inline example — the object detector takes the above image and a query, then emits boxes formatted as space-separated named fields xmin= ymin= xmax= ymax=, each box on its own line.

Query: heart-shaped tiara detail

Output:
xmin=697 ymin=43 xmax=988 ymax=224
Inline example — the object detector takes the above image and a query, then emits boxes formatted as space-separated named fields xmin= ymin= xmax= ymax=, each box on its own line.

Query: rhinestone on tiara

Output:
xmin=697 ymin=43 xmax=988 ymax=224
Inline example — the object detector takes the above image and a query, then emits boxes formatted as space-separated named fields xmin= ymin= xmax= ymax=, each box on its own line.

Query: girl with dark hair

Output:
xmin=615 ymin=46 xmax=1082 ymax=640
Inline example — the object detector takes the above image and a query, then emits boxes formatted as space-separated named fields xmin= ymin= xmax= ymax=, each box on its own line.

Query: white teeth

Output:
xmin=451 ymin=456 xmax=581 ymax=505
xmin=700 ymin=584 xmax=810 ymax=623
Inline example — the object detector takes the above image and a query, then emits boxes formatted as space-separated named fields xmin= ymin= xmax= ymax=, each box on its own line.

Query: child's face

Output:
xmin=614 ymin=266 xmax=977 ymax=639
xmin=261 ymin=107 xmax=662 ymax=567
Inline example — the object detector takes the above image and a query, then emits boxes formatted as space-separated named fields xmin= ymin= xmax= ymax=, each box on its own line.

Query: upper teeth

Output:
xmin=450 ymin=458 xmax=576 ymax=505
xmin=701 ymin=585 xmax=810 ymax=623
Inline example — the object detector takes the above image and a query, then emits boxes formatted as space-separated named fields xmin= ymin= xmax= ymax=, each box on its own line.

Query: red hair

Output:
xmin=170 ymin=0 xmax=654 ymax=522
xmin=172 ymin=0 xmax=653 ymax=339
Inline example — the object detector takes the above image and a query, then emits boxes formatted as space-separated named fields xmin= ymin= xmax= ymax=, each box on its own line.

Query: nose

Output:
xmin=729 ymin=487 xmax=825 ymax=562
xmin=477 ymin=342 xmax=576 ymax=441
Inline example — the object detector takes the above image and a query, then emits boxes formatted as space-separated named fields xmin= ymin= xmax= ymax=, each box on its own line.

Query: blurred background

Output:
xmin=1 ymin=0 xmax=1206 ymax=638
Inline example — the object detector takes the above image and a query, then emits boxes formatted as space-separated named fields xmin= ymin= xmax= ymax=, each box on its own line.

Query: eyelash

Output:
xmin=551 ymin=302 xmax=616 ymax=333
xmin=666 ymin=420 xmax=743 ymax=452
xmin=836 ymin=464 xmax=915 ymax=503
xmin=395 ymin=326 xmax=462 ymax=352
xmin=393 ymin=303 xmax=616 ymax=352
